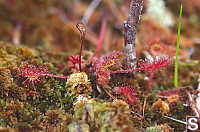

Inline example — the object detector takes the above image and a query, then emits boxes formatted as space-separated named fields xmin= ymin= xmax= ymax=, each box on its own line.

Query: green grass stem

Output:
xmin=174 ymin=4 xmax=183 ymax=88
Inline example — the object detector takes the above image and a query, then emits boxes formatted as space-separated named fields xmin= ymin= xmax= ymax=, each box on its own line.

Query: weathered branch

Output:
xmin=82 ymin=0 xmax=102 ymax=25
xmin=124 ymin=0 xmax=143 ymax=70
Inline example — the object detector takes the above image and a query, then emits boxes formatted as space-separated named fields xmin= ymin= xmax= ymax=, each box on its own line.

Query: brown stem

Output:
xmin=76 ymin=23 xmax=86 ymax=72
xmin=79 ymin=35 xmax=84 ymax=72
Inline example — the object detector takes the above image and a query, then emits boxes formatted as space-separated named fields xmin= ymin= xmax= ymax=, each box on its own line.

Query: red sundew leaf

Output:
xmin=111 ymin=56 xmax=171 ymax=93
xmin=91 ymin=51 xmax=123 ymax=86
xmin=112 ymin=56 xmax=171 ymax=74
xmin=68 ymin=55 xmax=86 ymax=73
xmin=96 ymin=70 xmax=111 ymax=86
xmin=5 ymin=0 xmax=15 ymax=7
xmin=19 ymin=62 xmax=67 ymax=91
xmin=113 ymin=86 xmax=139 ymax=105
xmin=138 ymin=56 xmax=171 ymax=92
xmin=137 ymin=56 xmax=171 ymax=72
xmin=113 ymin=87 xmax=123 ymax=94
xmin=157 ymin=88 xmax=181 ymax=103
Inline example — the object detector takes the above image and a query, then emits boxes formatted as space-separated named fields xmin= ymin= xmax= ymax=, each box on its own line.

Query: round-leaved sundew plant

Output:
xmin=91 ymin=51 xmax=123 ymax=86
xmin=68 ymin=55 xmax=86 ymax=73
xmin=113 ymin=85 xmax=139 ymax=105
xmin=140 ymin=57 xmax=171 ymax=92
xmin=19 ymin=62 xmax=67 ymax=91
xmin=112 ymin=56 xmax=171 ymax=93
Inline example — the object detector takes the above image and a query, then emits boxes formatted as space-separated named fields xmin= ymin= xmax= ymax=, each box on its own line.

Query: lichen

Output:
xmin=152 ymin=98 xmax=170 ymax=114
xmin=0 ymin=42 xmax=74 ymax=131
xmin=66 ymin=72 xmax=92 ymax=95
xmin=71 ymin=99 xmax=139 ymax=132
xmin=146 ymin=0 xmax=175 ymax=27
xmin=145 ymin=123 xmax=174 ymax=132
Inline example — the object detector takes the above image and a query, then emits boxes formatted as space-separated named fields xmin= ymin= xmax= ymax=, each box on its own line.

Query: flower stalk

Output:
xmin=76 ymin=23 xmax=86 ymax=72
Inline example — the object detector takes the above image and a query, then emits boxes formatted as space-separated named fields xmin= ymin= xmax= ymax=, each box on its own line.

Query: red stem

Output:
xmin=111 ymin=67 xmax=141 ymax=74
xmin=112 ymin=68 xmax=155 ymax=93
xmin=95 ymin=19 xmax=107 ymax=57
xmin=41 ymin=74 xmax=68 ymax=79
xmin=90 ymin=19 xmax=107 ymax=64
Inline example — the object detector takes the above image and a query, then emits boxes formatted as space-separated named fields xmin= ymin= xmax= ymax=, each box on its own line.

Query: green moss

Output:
xmin=0 ymin=42 xmax=74 ymax=131
xmin=71 ymin=99 xmax=139 ymax=132
xmin=0 ymin=40 xmax=199 ymax=131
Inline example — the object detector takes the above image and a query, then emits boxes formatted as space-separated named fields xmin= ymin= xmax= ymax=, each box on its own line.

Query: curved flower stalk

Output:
xmin=76 ymin=23 xmax=86 ymax=72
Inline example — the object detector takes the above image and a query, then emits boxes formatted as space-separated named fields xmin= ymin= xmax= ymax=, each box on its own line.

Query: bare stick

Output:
xmin=163 ymin=115 xmax=187 ymax=125
xmin=104 ymin=85 xmax=116 ymax=100
xmin=82 ymin=0 xmax=102 ymax=24
xmin=131 ymin=110 xmax=143 ymax=119
xmin=186 ymin=90 xmax=200 ymax=117
xmin=13 ymin=22 xmax=22 ymax=45
xmin=94 ymin=19 xmax=107 ymax=57
xmin=124 ymin=0 xmax=143 ymax=70
xmin=197 ymin=74 xmax=200 ymax=91
xmin=142 ymin=96 xmax=147 ymax=118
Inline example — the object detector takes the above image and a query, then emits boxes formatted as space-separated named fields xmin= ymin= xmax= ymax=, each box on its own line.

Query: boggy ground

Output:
xmin=0 ymin=40 xmax=199 ymax=131
xmin=0 ymin=0 xmax=200 ymax=132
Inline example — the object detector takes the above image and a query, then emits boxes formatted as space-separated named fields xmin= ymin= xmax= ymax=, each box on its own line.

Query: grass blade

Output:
xmin=174 ymin=4 xmax=183 ymax=88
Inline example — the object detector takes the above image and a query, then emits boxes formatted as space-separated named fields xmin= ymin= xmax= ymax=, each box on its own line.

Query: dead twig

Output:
xmin=163 ymin=115 xmax=187 ymax=125
xmin=131 ymin=110 xmax=143 ymax=119
xmin=142 ymin=96 xmax=147 ymax=118
xmin=13 ymin=22 xmax=22 ymax=45
xmin=103 ymin=85 xmax=116 ymax=100
xmin=124 ymin=0 xmax=143 ymax=70
xmin=186 ymin=90 xmax=200 ymax=117
xmin=82 ymin=0 xmax=102 ymax=25
xmin=197 ymin=74 xmax=200 ymax=91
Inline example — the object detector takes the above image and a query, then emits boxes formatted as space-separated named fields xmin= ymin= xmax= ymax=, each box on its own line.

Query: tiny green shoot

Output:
xmin=174 ymin=4 xmax=183 ymax=88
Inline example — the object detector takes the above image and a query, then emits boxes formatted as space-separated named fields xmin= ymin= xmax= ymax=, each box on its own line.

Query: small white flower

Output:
xmin=73 ymin=95 xmax=89 ymax=105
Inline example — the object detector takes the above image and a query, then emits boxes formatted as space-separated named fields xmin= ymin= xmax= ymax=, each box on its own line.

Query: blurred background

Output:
xmin=0 ymin=0 xmax=200 ymax=59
